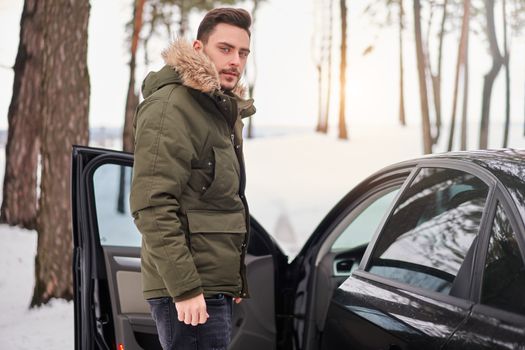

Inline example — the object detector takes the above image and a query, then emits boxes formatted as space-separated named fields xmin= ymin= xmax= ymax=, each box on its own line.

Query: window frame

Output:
xmin=470 ymin=186 xmax=525 ymax=307
xmin=90 ymin=160 xmax=140 ymax=248
xmin=83 ymin=153 xmax=135 ymax=250
xmin=358 ymin=159 xmax=499 ymax=304
xmin=323 ymin=185 xmax=403 ymax=256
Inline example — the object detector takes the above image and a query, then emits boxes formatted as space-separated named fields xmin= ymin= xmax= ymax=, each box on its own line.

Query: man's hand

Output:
xmin=175 ymin=293 xmax=209 ymax=326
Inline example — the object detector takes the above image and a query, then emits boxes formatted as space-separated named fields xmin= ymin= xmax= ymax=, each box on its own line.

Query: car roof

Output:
xmin=427 ymin=149 xmax=525 ymax=225
xmin=428 ymin=148 xmax=524 ymax=186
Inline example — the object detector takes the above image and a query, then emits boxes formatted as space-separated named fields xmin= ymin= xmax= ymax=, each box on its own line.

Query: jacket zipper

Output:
xmin=229 ymin=98 xmax=250 ymax=298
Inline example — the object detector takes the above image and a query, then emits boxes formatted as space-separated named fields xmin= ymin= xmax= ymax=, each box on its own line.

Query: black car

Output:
xmin=72 ymin=146 xmax=525 ymax=350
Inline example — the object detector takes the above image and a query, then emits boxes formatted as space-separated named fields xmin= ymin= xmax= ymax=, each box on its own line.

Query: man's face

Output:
xmin=194 ymin=23 xmax=250 ymax=91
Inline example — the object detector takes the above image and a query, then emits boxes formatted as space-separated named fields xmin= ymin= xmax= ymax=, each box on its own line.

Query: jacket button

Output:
xmin=235 ymin=145 xmax=241 ymax=149
xmin=201 ymin=186 xmax=207 ymax=191
xmin=207 ymin=161 xmax=212 ymax=166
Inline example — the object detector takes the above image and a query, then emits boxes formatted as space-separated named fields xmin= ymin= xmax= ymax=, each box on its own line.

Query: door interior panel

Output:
xmin=116 ymin=271 xmax=149 ymax=314
xmin=103 ymin=246 xmax=160 ymax=350
xmin=103 ymin=246 xmax=276 ymax=350
xmin=231 ymin=254 xmax=276 ymax=350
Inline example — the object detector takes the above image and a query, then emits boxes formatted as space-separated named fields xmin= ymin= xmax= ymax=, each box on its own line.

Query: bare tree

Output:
xmin=119 ymin=0 xmax=146 ymax=214
xmin=502 ymin=0 xmax=511 ymax=147
xmin=338 ymin=0 xmax=348 ymax=140
xmin=1 ymin=0 xmax=44 ymax=229
xmin=506 ymin=0 xmax=525 ymax=137
xmin=430 ymin=0 xmax=449 ymax=145
xmin=313 ymin=0 xmax=329 ymax=133
xmin=245 ymin=0 xmax=264 ymax=139
xmin=32 ymin=0 xmax=90 ymax=307
xmin=323 ymin=0 xmax=334 ymax=134
xmin=448 ymin=0 xmax=470 ymax=151
xmin=363 ymin=0 xmax=406 ymax=126
xmin=315 ymin=63 xmax=325 ymax=132
xmin=460 ymin=1 xmax=470 ymax=151
xmin=398 ymin=0 xmax=406 ymax=126
xmin=122 ymin=0 xmax=146 ymax=154
xmin=414 ymin=0 xmax=433 ymax=154
xmin=479 ymin=0 xmax=504 ymax=149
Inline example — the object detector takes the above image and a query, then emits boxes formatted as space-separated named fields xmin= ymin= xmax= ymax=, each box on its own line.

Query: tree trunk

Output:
xmin=398 ymin=0 xmax=406 ymax=126
xmin=430 ymin=0 xmax=448 ymax=145
xmin=1 ymin=0 xmax=44 ymax=230
xmin=447 ymin=0 xmax=469 ymax=151
xmin=502 ymin=0 xmax=510 ymax=148
xmin=460 ymin=1 xmax=470 ymax=151
xmin=324 ymin=0 xmax=334 ymax=133
xmin=31 ymin=0 xmax=90 ymax=307
xmin=479 ymin=0 xmax=503 ymax=149
xmin=122 ymin=0 xmax=145 ymax=154
xmin=414 ymin=0 xmax=433 ymax=154
xmin=178 ymin=1 xmax=189 ymax=38
xmin=314 ymin=0 xmax=326 ymax=134
xmin=246 ymin=85 xmax=255 ymax=138
xmin=316 ymin=64 xmax=326 ymax=132
xmin=119 ymin=0 xmax=145 ymax=214
xmin=246 ymin=0 xmax=260 ymax=139
xmin=338 ymin=0 xmax=348 ymax=140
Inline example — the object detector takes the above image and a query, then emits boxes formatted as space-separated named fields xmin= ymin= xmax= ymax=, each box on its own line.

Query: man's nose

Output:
xmin=229 ymin=51 xmax=241 ymax=66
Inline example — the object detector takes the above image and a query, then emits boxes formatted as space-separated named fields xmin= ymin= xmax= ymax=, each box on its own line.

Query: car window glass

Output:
xmin=331 ymin=188 xmax=400 ymax=252
xmin=93 ymin=163 xmax=141 ymax=247
xmin=367 ymin=168 xmax=489 ymax=294
xmin=481 ymin=203 xmax=525 ymax=315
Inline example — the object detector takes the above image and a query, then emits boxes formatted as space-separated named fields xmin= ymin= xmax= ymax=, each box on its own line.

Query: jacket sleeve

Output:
xmin=130 ymin=96 xmax=203 ymax=301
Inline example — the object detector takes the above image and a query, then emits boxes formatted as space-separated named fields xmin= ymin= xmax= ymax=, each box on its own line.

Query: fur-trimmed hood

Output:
xmin=161 ymin=39 xmax=246 ymax=97
xmin=141 ymin=39 xmax=255 ymax=119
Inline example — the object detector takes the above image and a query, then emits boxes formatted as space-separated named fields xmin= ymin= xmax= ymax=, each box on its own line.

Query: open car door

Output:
xmin=72 ymin=146 xmax=287 ymax=350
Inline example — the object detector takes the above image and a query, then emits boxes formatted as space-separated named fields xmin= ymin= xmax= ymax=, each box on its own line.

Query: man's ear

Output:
xmin=193 ymin=40 xmax=203 ymax=51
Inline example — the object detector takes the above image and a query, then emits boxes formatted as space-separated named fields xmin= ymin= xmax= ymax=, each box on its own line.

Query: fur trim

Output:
xmin=232 ymin=83 xmax=246 ymax=98
xmin=162 ymin=39 xmax=247 ymax=98
xmin=162 ymin=39 xmax=220 ymax=93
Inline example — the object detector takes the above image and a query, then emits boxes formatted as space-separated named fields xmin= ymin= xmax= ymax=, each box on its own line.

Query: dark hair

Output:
xmin=197 ymin=8 xmax=252 ymax=43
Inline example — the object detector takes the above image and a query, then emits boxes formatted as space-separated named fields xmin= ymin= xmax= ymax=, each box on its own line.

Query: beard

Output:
xmin=219 ymin=69 xmax=240 ymax=91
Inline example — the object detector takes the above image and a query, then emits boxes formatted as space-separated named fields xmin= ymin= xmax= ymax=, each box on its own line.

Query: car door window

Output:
xmin=93 ymin=163 xmax=141 ymax=247
xmin=481 ymin=202 xmax=525 ymax=315
xmin=331 ymin=188 xmax=400 ymax=252
xmin=367 ymin=168 xmax=489 ymax=294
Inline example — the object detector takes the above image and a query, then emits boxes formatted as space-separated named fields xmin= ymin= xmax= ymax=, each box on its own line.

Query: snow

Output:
xmin=244 ymin=124 xmax=423 ymax=256
xmin=0 ymin=123 xmax=524 ymax=349
xmin=0 ymin=226 xmax=73 ymax=349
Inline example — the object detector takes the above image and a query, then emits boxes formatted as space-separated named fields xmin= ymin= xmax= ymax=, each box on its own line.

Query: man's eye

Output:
xmin=220 ymin=47 xmax=230 ymax=53
xmin=240 ymin=52 xmax=249 ymax=58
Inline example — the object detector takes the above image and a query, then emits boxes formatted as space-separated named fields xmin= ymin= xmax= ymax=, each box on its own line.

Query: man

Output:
xmin=130 ymin=8 xmax=255 ymax=350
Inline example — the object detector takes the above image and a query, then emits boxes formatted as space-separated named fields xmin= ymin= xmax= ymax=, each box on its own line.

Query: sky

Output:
xmin=0 ymin=0 xmax=524 ymax=136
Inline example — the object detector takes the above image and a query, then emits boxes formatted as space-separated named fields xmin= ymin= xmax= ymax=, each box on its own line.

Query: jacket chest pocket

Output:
xmin=188 ymin=146 xmax=240 ymax=200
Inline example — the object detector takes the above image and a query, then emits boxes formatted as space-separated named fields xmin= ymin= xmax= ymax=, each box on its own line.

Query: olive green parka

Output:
xmin=130 ymin=39 xmax=255 ymax=302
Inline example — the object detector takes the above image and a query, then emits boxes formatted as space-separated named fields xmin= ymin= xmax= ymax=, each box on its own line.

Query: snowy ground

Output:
xmin=0 ymin=226 xmax=73 ymax=349
xmin=1 ymin=123 xmax=524 ymax=349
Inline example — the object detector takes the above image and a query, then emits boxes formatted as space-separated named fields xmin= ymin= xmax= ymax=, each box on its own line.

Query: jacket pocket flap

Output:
xmin=186 ymin=210 xmax=246 ymax=233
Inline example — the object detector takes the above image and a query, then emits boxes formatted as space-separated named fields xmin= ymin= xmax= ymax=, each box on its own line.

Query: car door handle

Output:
xmin=333 ymin=258 xmax=356 ymax=276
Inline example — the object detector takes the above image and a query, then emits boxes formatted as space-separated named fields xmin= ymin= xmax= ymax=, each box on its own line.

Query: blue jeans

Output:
xmin=147 ymin=294 xmax=233 ymax=350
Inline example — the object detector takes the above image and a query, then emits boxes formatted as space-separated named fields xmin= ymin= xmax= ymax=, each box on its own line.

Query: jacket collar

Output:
xmin=162 ymin=39 xmax=247 ymax=98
